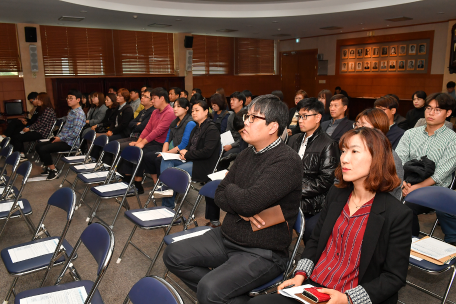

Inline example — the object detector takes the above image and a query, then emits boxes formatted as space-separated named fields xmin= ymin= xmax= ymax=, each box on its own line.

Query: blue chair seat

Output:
xmin=164 ymin=226 xmax=211 ymax=245
xmin=61 ymin=155 xmax=87 ymax=164
xmin=90 ymin=182 xmax=135 ymax=198
xmin=409 ymin=254 xmax=456 ymax=272
xmin=250 ymin=274 xmax=285 ymax=293
xmin=0 ymin=198 xmax=31 ymax=219
xmin=125 ymin=206 xmax=183 ymax=228
xmin=14 ymin=280 xmax=104 ymax=304
xmin=1 ymin=237 xmax=74 ymax=274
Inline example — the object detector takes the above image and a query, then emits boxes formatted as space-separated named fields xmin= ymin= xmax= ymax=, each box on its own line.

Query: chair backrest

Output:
xmin=294 ymin=208 xmax=305 ymax=235
xmin=5 ymin=151 xmax=20 ymax=168
xmin=1 ymin=137 xmax=11 ymax=149
xmin=104 ymin=140 xmax=121 ymax=157
xmin=0 ymin=144 xmax=12 ymax=158
xmin=46 ymin=120 xmax=57 ymax=139
xmin=83 ymin=129 xmax=96 ymax=141
xmin=199 ymin=179 xmax=222 ymax=199
xmin=159 ymin=168 xmax=192 ymax=194
xmin=212 ymin=143 xmax=224 ymax=173
xmin=93 ymin=134 xmax=109 ymax=149
xmin=285 ymin=208 xmax=305 ymax=277
xmin=449 ymin=172 xmax=456 ymax=190
xmin=47 ymin=187 xmax=77 ymax=220
xmin=405 ymin=186 xmax=456 ymax=215
xmin=120 ymin=146 xmax=143 ymax=165
xmin=55 ymin=119 xmax=64 ymax=134
xmin=127 ymin=276 xmax=184 ymax=304
xmin=80 ymin=222 xmax=115 ymax=275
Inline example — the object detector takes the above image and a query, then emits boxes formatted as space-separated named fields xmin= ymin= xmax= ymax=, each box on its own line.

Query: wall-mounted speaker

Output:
xmin=25 ymin=27 xmax=37 ymax=43
xmin=29 ymin=45 xmax=39 ymax=72
xmin=186 ymin=50 xmax=193 ymax=71
xmin=184 ymin=36 xmax=193 ymax=48
xmin=317 ymin=53 xmax=324 ymax=60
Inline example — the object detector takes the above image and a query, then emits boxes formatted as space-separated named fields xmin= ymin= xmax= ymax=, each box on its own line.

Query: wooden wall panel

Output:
xmin=193 ymin=75 xmax=281 ymax=98
xmin=0 ymin=77 xmax=25 ymax=112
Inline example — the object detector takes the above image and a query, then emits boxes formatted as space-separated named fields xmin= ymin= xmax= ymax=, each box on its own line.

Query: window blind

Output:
xmin=0 ymin=23 xmax=21 ymax=73
xmin=235 ymin=38 xmax=275 ymax=75
xmin=192 ymin=35 xmax=233 ymax=75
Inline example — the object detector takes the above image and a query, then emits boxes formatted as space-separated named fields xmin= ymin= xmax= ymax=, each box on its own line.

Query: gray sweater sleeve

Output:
xmin=88 ymin=105 xmax=108 ymax=126
xmin=226 ymin=113 xmax=241 ymax=148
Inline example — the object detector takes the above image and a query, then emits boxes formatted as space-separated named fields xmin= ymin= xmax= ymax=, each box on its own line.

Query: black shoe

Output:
xmin=40 ymin=168 xmax=50 ymax=176
xmin=46 ymin=169 xmax=59 ymax=180
xmin=128 ymin=181 xmax=144 ymax=196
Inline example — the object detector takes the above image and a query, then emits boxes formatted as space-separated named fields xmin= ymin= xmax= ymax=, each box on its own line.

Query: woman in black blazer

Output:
xmin=249 ymin=128 xmax=412 ymax=304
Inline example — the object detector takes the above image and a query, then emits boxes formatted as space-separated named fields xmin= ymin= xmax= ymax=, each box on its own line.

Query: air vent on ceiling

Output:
xmin=385 ymin=16 xmax=413 ymax=22
xmin=272 ymin=34 xmax=291 ymax=37
xmin=148 ymin=23 xmax=172 ymax=28
xmin=216 ymin=29 xmax=238 ymax=32
xmin=58 ymin=16 xmax=85 ymax=22
xmin=320 ymin=26 xmax=343 ymax=30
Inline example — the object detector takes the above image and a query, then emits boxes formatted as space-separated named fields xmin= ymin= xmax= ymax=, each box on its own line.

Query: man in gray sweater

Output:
xmin=163 ymin=95 xmax=303 ymax=304
xmin=222 ymin=91 xmax=246 ymax=157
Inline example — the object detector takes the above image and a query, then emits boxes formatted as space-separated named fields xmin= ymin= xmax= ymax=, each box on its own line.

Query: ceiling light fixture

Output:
xmin=272 ymin=21 xmax=278 ymax=23
xmin=176 ymin=19 xmax=182 ymax=21
xmin=385 ymin=16 xmax=413 ymax=22
xmin=216 ymin=29 xmax=238 ymax=32
xmin=133 ymin=15 xmax=138 ymax=19
xmin=58 ymin=16 xmax=85 ymax=22
xmin=148 ymin=23 xmax=172 ymax=28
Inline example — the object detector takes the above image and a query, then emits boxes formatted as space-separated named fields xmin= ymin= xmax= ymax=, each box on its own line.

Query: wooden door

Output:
xmin=297 ymin=50 xmax=318 ymax=98
xmin=281 ymin=52 xmax=298 ymax=108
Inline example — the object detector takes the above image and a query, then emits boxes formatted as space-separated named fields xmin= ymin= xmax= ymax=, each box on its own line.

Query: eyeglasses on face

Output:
xmin=425 ymin=106 xmax=443 ymax=115
xmin=298 ymin=114 xmax=318 ymax=120
xmin=243 ymin=114 xmax=267 ymax=124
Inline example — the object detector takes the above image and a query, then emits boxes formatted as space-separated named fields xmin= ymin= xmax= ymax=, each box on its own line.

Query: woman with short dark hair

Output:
xmin=405 ymin=90 xmax=427 ymax=129
xmin=210 ymin=93 xmax=230 ymax=133
xmin=249 ymin=127 xmax=412 ymax=304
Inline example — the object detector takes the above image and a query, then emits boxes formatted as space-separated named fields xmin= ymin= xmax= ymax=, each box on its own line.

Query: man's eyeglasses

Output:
xmin=243 ymin=114 xmax=267 ymax=124
xmin=425 ymin=106 xmax=443 ymax=115
xmin=141 ymin=95 xmax=151 ymax=99
xmin=298 ymin=114 xmax=318 ymax=120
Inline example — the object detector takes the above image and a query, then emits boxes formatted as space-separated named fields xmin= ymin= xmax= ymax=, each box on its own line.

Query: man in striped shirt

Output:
xmin=396 ymin=92 xmax=456 ymax=244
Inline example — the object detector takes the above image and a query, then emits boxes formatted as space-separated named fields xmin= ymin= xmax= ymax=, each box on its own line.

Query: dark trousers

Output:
xmin=205 ymin=197 xmax=220 ymax=222
xmin=35 ymin=141 xmax=71 ymax=166
xmin=142 ymin=142 xmax=164 ymax=176
xmin=163 ymin=227 xmax=283 ymax=304
xmin=303 ymin=213 xmax=320 ymax=244
xmin=3 ymin=119 xmax=26 ymax=138
xmin=108 ymin=133 xmax=125 ymax=142
xmin=118 ymin=141 xmax=163 ymax=177
xmin=11 ymin=131 xmax=43 ymax=152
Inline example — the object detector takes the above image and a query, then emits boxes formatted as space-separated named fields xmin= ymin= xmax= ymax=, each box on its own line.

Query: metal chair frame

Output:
xmin=0 ymin=145 xmax=13 ymax=185
xmin=1 ymin=187 xmax=77 ymax=303
xmin=31 ymin=119 xmax=64 ymax=162
xmin=86 ymin=146 xmax=143 ymax=229
xmin=123 ymin=275 xmax=185 ymax=304
xmin=26 ymin=119 xmax=56 ymax=156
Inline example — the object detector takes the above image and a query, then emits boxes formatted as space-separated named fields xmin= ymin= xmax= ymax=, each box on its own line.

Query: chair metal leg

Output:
xmin=87 ymin=198 xmax=102 ymax=223
xmin=442 ymin=266 xmax=456 ymax=304
xmin=117 ymin=225 xmax=138 ymax=264
xmin=71 ymin=176 xmax=79 ymax=191
xmin=146 ymin=238 xmax=166 ymax=276
xmin=110 ymin=196 xmax=130 ymax=229
xmin=78 ymin=185 xmax=90 ymax=210
xmin=3 ymin=277 xmax=19 ymax=303
xmin=59 ymin=167 xmax=71 ymax=188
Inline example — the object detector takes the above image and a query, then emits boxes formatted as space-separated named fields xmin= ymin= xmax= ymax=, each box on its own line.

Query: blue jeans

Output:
xmin=160 ymin=159 xmax=193 ymax=208
xmin=436 ymin=211 xmax=456 ymax=243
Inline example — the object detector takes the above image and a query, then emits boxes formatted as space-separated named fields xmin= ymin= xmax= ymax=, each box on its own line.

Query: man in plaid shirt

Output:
xmin=35 ymin=89 xmax=86 ymax=180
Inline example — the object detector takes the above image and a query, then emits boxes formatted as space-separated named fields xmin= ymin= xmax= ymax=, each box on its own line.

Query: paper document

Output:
xmin=220 ymin=131 xmax=235 ymax=147
xmin=172 ymin=229 xmax=210 ymax=243
xmin=82 ymin=171 xmax=110 ymax=179
xmin=73 ymin=163 xmax=97 ymax=170
xmin=39 ymin=139 xmax=50 ymax=142
xmin=160 ymin=152 xmax=185 ymax=162
xmin=8 ymin=238 xmax=60 ymax=263
xmin=279 ymin=284 xmax=314 ymax=303
xmin=132 ymin=208 xmax=175 ymax=221
xmin=0 ymin=200 xmax=24 ymax=213
xmin=94 ymin=183 xmax=128 ymax=193
xmin=64 ymin=155 xmax=86 ymax=161
xmin=208 ymin=170 xmax=228 ymax=181
xmin=19 ymin=286 xmax=87 ymax=304
xmin=411 ymin=237 xmax=456 ymax=260
xmin=27 ymin=176 xmax=48 ymax=182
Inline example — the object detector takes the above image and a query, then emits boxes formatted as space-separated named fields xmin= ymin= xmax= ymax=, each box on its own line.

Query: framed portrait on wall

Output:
xmin=364 ymin=61 xmax=371 ymax=71
xmin=407 ymin=59 xmax=415 ymax=70
xmin=409 ymin=44 xmax=417 ymax=55
xmin=417 ymin=59 xmax=425 ymax=70
xmin=399 ymin=45 xmax=407 ymax=56
xmin=381 ymin=46 xmax=388 ymax=57
xmin=349 ymin=62 xmax=355 ymax=72
xmin=390 ymin=45 xmax=398 ymax=56
xmin=341 ymin=62 xmax=348 ymax=72
xmin=372 ymin=47 xmax=380 ymax=57
xmin=364 ymin=47 xmax=371 ymax=58
xmin=356 ymin=62 xmax=363 ymax=71
xmin=372 ymin=61 xmax=379 ymax=71
xmin=349 ymin=49 xmax=356 ymax=59
xmin=389 ymin=60 xmax=396 ymax=71
xmin=342 ymin=49 xmax=349 ymax=59
xmin=398 ymin=60 xmax=406 ymax=71
xmin=380 ymin=61 xmax=388 ymax=71
xmin=418 ymin=43 xmax=427 ymax=55
xmin=357 ymin=48 xmax=363 ymax=58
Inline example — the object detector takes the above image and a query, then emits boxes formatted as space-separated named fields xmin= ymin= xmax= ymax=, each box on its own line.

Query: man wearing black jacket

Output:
xmin=288 ymin=98 xmax=339 ymax=243
xmin=106 ymin=89 xmax=133 ymax=141
xmin=321 ymin=94 xmax=353 ymax=143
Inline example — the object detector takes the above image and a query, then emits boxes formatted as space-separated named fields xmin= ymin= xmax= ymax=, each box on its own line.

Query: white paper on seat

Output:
xmin=19 ymin=286 xmax=87 ymax=304
xmin=64 ymin=155 xmax=86 ymax=160
xmin=0 ymin=200 xmax=24 ymax=213
xmin=160 ymin=152 xmax=186 ymax=163
xmin=8 ymin=238 xmax=60 ymax=263
xmin=172 ymin=229 xmax=210 ymax=243
xmin=39 ymin=139 xmax=50 ymax=142
xmin=132 ymin=208 xmax=175 ymax=222
xmin=207 ymin=170 xmax=228 ymax=181
xmin=279 ymin=284 xmax=314 ymax=303
xmin=27 ymin=177 xmax=48 ymax=182
xmin=411 ymin=237 xmax=456 ymax=260
xmin=220 ymin=131 xmax=234 ymax=147
xmin=82 ymin=171 xmax=110 ymax=179
xmin=94 ymin=183 xmax=128 ymax=193
xmin=73 ymin=163 xmax=97 ymax=170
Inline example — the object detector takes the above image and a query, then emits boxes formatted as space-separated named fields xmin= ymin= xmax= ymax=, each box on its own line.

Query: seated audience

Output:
xmin=321 ymin=94 xmax=353 ymax=142
xmin=354 ymin=108 xmax=404 ymax=200
xmin=180 ymin=89 xmax=189 ymax=100
xmin=373 ymin=95 xmax=405 ymax=149
xmin=2 ymin=92 xmax=39 ymax=140
xmin=108 ymin=86 xmax=117 ymax=94
xmin=91 ymin=93 xmax=118 ymax=134
xmin=81 ymin=92 xmax=107 ymax=138
xmin=447 ymin=81 xmax=456 ymax=99
xmin=35 ymin=89 xmax=85 ymax=180
xmin=317 ymin=89 xmax=332 ymax=122
xmin=190 ymin=92 xmax=204 ymax=107
xmin=133 ymin=86 xmax=147 ymax=118
xmin=250 ymin=127 xmax=412 ymax=304
xmin=288 ymin=90 xmax=308 ymax=136
xmin=103 ymin=88 xmax=133 ymax=141
xmin=404 ymin=91 xmax=426 ymax=130
xmin=129 ymin=88 xmax=141 ymax=113
xmin=80 ymin=93 xmax=91 ymax=115
xmin=192 ymin=88 xmax=202 ymax=96
xmin=122 ymin=87 xmax=175 ymax=194
xmin=160 ymin=100 xmax=220 ymax=209
xmin=216 ymin=88 xmax=227 ymax=110
xmin=169 ymin=87 xmax=181 ymax=106
xmin=334 ymin=86 xmax=349 ymax=98
xmin=271 ymin=90 xmax=284 ymax=101
xmin=116 ymin=89 xmax=155 ymax=150
xmin=397 ymin=92 xmax=456 ymax=244
xmin=287 ymin=98 xmax=339 ymax=244
xmin=222 ymin=91 xmax=245 ymax=157
xmin=414 ymin=117 xmax=453 ymax=129
xmin=242 ymin=90 xmax=253 ymax=106
xmin=210 ymin=93 xmax=230 ymax=133
xmin=163 ymin=95 xmax=302 ymax=304
xmin=11 ymin=93 xmax=56 ymax=161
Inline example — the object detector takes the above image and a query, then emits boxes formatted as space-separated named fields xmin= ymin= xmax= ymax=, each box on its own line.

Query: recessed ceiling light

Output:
xmin=148 ymin=23 xmax=172 ymax=28
xmin=320 ymin=26 xmax=343 ymax=30
xmin=216 ymin=29 xmax=238 ymax=32
xmin=176 ymin=19 xmax=182 ymax=21
xmin=385 ymin=16 xmax=413 ymax=22
xmin=272 ymin=21 xmax=278 ymax=23
xmin=58 ymin=16 xmax=85 ymax=22
xmin=133 ymin=15 xmax=138 ymax=19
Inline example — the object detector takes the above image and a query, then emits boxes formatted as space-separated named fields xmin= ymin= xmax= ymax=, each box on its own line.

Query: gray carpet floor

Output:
xmin=0 ymin=162 xmax=454 ymax=304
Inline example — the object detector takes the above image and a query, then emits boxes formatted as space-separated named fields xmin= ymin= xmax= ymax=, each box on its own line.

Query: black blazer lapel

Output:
xmin=358 ymin=193 xmax=386 ymax=281
xmin=331 ymin=117 xmax=348 ymax=141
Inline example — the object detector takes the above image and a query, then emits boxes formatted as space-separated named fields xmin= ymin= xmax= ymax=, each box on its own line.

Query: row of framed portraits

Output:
xmin=341 ymin=59 xmax=426 ymax=72
xmin=342 ymin=43 xmax=427 ymax=59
